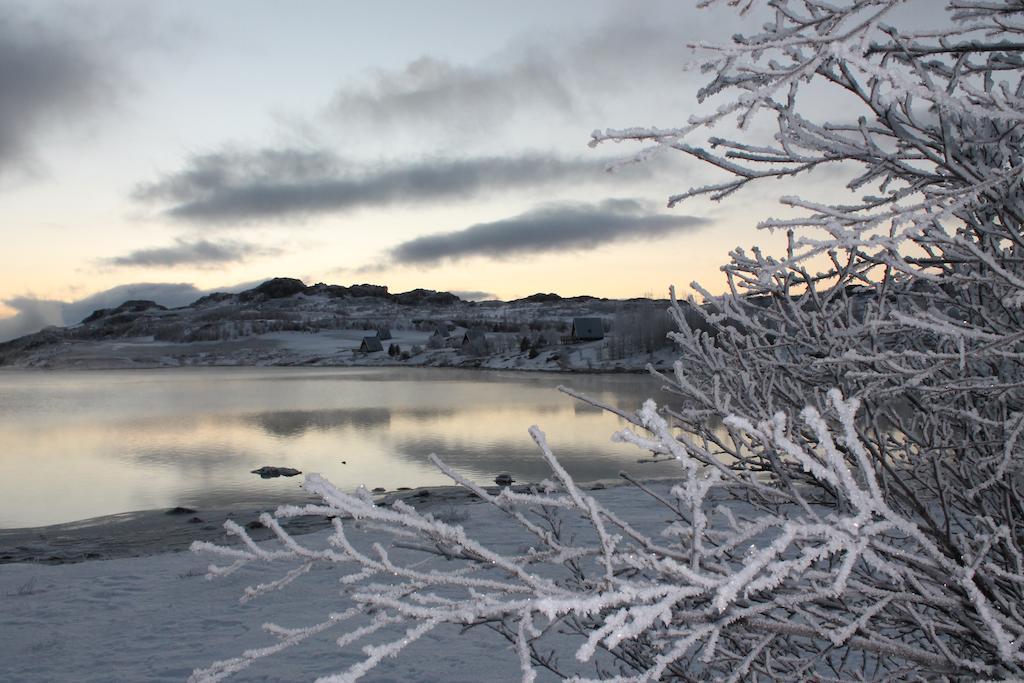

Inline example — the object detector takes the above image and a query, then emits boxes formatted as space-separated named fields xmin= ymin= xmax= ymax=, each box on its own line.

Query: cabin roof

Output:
xmin=360 ymin=336 xmax=384 ymax=352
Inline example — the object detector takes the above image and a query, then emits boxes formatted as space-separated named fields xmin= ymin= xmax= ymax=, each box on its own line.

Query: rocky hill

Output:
xmin=0 ymin=278 xmax=682 ymax=371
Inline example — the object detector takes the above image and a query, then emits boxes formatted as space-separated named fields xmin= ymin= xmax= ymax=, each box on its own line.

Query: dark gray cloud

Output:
xmin=103 ymin=238 xmax=274 ymax=268
xmin=0 ymin=7 xmax=123 ymax=175
xmin=390 ymin=199 xmax=709 ymax=266
xmin=134 ymin=149 xmax=632 ymax=223
xmin=129 ymin=5 xmax=706 ymax=224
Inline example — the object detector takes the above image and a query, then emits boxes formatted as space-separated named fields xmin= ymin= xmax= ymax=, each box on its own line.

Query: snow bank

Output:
xmin=0 ymin=482 xmax=655 ymax=682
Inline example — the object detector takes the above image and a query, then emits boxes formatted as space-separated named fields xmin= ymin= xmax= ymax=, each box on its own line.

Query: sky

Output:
xmin=0 ymin=0 xmax=813 ymax=340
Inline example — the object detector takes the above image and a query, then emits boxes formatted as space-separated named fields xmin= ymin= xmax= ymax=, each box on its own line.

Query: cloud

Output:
xmin=134 ymin=149 xmax=631 ymax=223
xmin=129 ymin=5 xmax=710 ymax=224
xmin=322 ymin=6 xmax=704 ymax=137
xmin=562 ymin=11 xmax=702 ymax=91
xmin=450 ymin=290 xmax=495 ymax=302
xmin=102 ymin=238 xmax=275 ymax=268
xmin=329 ymin=54 xmax=573 ymax=133
xmin=63 ymin=283 xmax=205 ymax=324
xmin=0 ymin=5 xmax=133 ymax=176
xmin=0 ymin=280 xmax=259 ymax=342
xmin=0 ymin=297 xmax=65 ymax=342
xmin=389 ymin=199 xmax=709 ymax=266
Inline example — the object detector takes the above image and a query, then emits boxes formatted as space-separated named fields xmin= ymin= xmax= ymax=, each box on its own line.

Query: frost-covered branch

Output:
xmin=191 ymin=386 xmax=1024 ymax=680
xmin=189 ymin=1 xmax=1024 ymax=679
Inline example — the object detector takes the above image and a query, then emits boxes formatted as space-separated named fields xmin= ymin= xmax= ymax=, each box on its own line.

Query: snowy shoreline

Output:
xmin=1 ymin=365 xmax=676 ymax=557
xmin=0 ymin=357 xmax=661 ymax=375
xmin=0 ymin=479 xmax=632 ymax=565
xmin=0 ymin=479 xmax=680 ymax=682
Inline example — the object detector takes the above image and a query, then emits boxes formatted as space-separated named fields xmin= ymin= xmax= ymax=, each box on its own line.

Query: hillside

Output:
xmin=0 ymin=278 xmax=682 ymax=371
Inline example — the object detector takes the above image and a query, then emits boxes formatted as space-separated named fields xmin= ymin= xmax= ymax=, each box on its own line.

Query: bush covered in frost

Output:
xmin=191 ymin=2 xmax=1024 ymax=680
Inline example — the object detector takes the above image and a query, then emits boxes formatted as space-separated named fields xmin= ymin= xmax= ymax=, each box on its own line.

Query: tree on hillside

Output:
xmin=609 ymin=303 xmax=674 ymax=358
xmin=190 ymin=2 xmax=1024 ymax=680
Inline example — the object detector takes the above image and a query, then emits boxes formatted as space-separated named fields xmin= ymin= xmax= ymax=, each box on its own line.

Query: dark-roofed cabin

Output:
xmin=359 ymin=336 xmax=384 ymax=352
xmin=461 ymin=327 xmax=489 ymax=355
xmin=462 ymin=327 xmax=487 ymax=345
xmin=571 ymin=317 xmax=605 ymax=342
xmin=377 ymin=327 xmax=392 ymax=340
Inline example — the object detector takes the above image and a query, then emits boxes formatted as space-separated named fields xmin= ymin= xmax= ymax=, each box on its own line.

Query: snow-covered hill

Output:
xmin=0 ymin=278 xmax=681 ymax=372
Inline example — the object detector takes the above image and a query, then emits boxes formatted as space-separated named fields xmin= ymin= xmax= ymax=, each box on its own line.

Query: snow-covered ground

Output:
xmin=0 ymin=280 xmax=682 ymax=373
xmin=0 ymin=481 xmax=675 ymax=682
xmin=0 ymin=327 xmax=677 ymax=373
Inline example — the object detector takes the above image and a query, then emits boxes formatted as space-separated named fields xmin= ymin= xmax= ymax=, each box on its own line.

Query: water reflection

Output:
xmin=573 ymin=402 xmax=605 ymax=415
xmin=245 ymin=408 xmax=394 ymax=437
xmin=0 ymin=367 xmax=677 ymax=528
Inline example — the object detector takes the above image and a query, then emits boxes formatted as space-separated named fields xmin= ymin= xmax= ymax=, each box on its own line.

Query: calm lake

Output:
xmin=0 ymin=367 xmax=682 ymax=528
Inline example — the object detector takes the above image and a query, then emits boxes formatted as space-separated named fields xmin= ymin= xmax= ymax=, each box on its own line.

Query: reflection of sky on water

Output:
xmin=0 ymin=367 xmax=679 ymax=527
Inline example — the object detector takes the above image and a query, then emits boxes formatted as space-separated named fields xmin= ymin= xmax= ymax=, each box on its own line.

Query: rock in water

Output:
xmin=251 ymin=466 xmax=302 ymax=478
xmin=494 ymin=473 xmax=514 ymax=487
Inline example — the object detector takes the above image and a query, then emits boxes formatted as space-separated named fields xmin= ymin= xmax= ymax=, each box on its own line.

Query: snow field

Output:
xmin=0 ymin=482 xmax=671 ymax=682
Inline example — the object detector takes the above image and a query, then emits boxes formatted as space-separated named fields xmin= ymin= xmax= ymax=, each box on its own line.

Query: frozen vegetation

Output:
xmin=3 ymin=1 xmax=1024 ymax=681
xmin=185 ymin=1 xmax=1024 ymax=680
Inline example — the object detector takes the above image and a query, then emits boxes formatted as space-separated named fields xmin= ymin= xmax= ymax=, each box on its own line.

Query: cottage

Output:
xmin=461 ymin=327 xmax=489 ymax=355
xmin=570 ymin=317 xmax=604 ymax=342
xmin=462 ymin=327 xmax=487 ymax=345
xmin=359 ymin=336 xmax=384 ymax=352
xmin=376 ymin=327 xmax=393 ymax=341
xmin=425 ymin=326 xmax=450 ymax=349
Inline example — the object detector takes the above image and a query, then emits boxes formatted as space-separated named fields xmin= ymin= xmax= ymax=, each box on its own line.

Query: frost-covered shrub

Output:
xmin=463 ymin=336 xmax=490 ymax=357
xmin=608 ymin=304 xmax=674 ymax=358
xmin=191 ymin=2 xmax=1024 ymax=680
